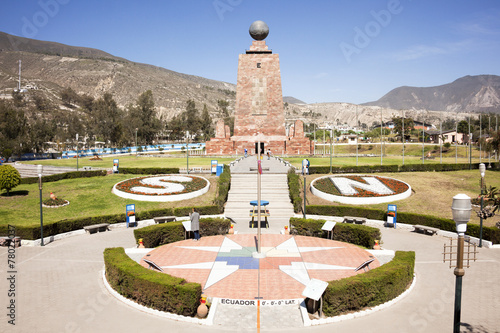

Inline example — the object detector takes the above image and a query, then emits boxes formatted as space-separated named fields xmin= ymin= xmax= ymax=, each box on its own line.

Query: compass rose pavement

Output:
xmin=140 ymin=234 xmax=379 ymax=300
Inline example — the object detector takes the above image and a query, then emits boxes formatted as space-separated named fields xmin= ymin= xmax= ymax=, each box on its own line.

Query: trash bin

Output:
xmin=386 ymin=204 xmax=397 ymax=228
xmin=216 ymin=164 xmax=224 ymax=176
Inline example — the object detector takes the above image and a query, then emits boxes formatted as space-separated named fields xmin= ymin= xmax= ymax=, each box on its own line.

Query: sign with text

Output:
xmin=211 ymin=160 xmax=218 ymax=174
xmin=113 ymin=159 xmax=119 ymax=173
xmin=126 ymin=204 xmax=135 ymax=227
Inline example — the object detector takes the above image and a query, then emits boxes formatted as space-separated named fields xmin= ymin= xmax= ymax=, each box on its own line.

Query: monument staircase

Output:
xmin=225 ymin=155 xmax=296 ymax=234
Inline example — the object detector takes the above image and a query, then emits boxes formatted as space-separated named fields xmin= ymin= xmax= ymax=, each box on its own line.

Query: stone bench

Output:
xmin=0 ymin=236 xmax=21 ymax=247
xmin=153 ymin=216 xmax=177 ymax=224
xmin=83 ymin=223 xmax=110 ymax=234
xmin=413 ymin=225 xmax=439 ymax=236
xmin=343 ymin=216 xmax=367 ymax=224
xmin=83 ymin=166 xmax=92 ymax=171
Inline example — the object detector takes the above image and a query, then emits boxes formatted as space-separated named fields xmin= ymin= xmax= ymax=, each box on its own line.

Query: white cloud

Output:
xmin=391 ymin=40 xmax=474 ymax=61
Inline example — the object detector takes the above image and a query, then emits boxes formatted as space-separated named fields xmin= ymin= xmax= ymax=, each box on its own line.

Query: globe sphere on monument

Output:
xmin=249 ymin=20 xmax=269 ymax=40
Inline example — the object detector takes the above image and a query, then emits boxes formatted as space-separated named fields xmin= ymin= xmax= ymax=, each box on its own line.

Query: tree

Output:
xmin=392 ymin=117 xmax=414 ymax=139
xmin=200 ymin=104 xmax=214 ymax=139
xmin=125 ymin=90 xmax=161 ymax=145
xmin=60 ymin=87 xmax=79 ymax=107
xmin=0 ymin=165 xmax=21 ymax=195
xmin=92 ymin=93 xmax=123 ymax=145
xmin=0 ymin=100 xmax=27 ymax=156
xmin=185 ymin=99 xmax=200 ymax=134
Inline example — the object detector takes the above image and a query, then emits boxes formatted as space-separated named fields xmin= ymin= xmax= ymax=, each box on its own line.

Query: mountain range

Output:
xmin=0 ymin=31 xmax=498 ymax=128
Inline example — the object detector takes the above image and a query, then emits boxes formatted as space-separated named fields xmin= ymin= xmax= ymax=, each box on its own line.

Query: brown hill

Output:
xmin=0 ymin=31 xmax=236 ymax=119
xmin=363 ymin=75 xmax=500 ymax=113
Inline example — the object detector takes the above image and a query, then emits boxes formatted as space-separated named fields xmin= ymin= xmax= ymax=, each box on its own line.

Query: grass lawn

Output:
xmin=22 ymin=155 xmax=237 ymax=169
xmin=304 ymin=170 xmax=500 ymax=228
xmin=0 ymin=173 xmax=219 ymax=227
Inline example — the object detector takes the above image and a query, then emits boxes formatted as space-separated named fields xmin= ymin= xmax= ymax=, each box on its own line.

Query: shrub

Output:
xmin=0 ymin=165 xmax=21 ymax=195
xmin=287 ymin=167 xmax=302 ymax=213
xmin=20 ymin=170 xmax=107 ymax=184
xmin=213 ymin=165 xmax=231 ymax=212
xmin=104 ymin=247 xmax=201 ymax=316
xmin=120 ymin=167 xmax=180 ymax=175
xmin=133 ymin=217 xmax=231 ymax=248
xmin=323 ymin=251 xmax=415 ymax=316
xmin=289 ymin=217 xmax=381 ymax=248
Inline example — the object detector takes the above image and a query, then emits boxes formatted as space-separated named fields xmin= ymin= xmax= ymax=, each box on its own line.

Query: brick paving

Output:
xmin=140 ymin=234 xmax=378 ymax=301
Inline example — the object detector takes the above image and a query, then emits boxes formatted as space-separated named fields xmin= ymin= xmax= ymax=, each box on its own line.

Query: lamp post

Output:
xmin=38 ymin=164 xmax=44 ymax=246
xmin=135 ymin=128 xmax=138 ymax=157
xmin=186 ymin=131 xmax=190 ymax=175
xmin=479 ymin=163 xmax=486 ymax=247
xmin=451 ymin=193 xmax=472 ymax=333
xmin=76 ymin=133 xmax=79 ymax=171
xmin=329 ymin=125 xmax=333 ymax=174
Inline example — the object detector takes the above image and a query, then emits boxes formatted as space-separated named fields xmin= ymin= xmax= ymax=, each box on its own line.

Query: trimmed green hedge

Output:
xmin=133 ymin=217 xmax=231 ymax=248
xmin=104 ymin=247 xmax=201 ymax=316
xmin=287 ymin=167 xmax=302 ymax=213
xmin=213 ymin=165 xmax=231 ymax=213
xmin=323 ymin=251 xmax=415 ymax=317
xmin=290 ymin=217 xmax=381 ymax=248
xmin=0 ymin=205 xmax=221 ymax=240
xmin=306 ymin=205 xmax=500 ymax=244
xmin=309 ymin=163 xmax=498 ymax=175
xmin=20 ymin=170 xmax=107 ymax=184
xmin=120 ymin=167 xmax=179 ymax=175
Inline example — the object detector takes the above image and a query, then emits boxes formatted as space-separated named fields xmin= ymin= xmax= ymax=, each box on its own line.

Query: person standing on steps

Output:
xmin=190 ymin=208 xmax=200 ymax=241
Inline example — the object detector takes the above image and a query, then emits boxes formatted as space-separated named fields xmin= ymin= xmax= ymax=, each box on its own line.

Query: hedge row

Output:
xmin=0 ymin=205 xmax=221 ymax=240
xmin=306 ymin=205 xmax=500 ymax=244
xmin=120 ymin=167 xmax=180 ymax=175
xmin=213 ymin=165 xmax=231 ymax=213
xmin=104 ymin=247 xmax=201 ymax=316
xmin=20 ymin=170 xmax=107 ymax=184
xmin=323 ymin=251 xmax=415 ymax=317
xmin=309 ymin=163 xmax=498 ymax=175
xmin=133 ymin=217 xmax=231 ymax=248
xmin=289 ymin=217 xmax=381 ymax=249
xmin=287 ymin=167 xmax=302 ymax=213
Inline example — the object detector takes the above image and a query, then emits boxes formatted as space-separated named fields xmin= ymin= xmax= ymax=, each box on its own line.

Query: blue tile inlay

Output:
xmin=216 ymin=256 xmax=259 ymax=269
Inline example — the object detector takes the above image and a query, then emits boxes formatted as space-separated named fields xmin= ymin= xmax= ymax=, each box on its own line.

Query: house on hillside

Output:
xmin=414 ymin=121 xmax=435 ymax=130
xmin=425 ymin=129 xmax=469 ymax=144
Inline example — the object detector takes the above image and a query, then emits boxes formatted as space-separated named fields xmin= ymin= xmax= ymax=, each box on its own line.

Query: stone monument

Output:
xmin=206 ymin=21 xmax=311 ymax=155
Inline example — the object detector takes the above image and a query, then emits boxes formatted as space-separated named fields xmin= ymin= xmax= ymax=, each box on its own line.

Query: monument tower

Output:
xmin=206 ymin=21 xmax=311 ymax=155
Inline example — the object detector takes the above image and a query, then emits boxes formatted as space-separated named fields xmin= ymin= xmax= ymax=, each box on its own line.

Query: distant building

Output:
xmin=425 ymin=129 xmax=469 ymax=144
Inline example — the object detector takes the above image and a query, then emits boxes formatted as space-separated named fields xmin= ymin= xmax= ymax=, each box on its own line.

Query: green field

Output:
xmin=1 ymin=173 xmax=218 ymax=227
xmin=7 ymin=151 xmax=500 ymax=229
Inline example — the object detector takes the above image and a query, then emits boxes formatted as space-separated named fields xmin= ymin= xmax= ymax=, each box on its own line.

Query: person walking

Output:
xmin=190 ymin=208 xmax=200 ymax=241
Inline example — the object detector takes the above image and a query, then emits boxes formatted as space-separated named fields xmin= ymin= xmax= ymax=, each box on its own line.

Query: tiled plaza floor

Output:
xmin=140 ymin=234 xmax=379 ymax=300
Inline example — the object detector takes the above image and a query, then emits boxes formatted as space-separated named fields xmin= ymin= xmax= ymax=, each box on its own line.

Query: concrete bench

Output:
xmin=0 ymin=236 xmax=21 ymax=247
xmin=83 ymin=223 xmax=110 ymax=234
xmin=413 ymin=225 xmax=439 ymax=235
xmin=153 ymin=216 xmax=176 ymax=224
xmin=190 ymin=167 xmax=203 ymax=172
xmin=83 ymin=166 xmax=92 ymax=171
xmin=343 ymin=216 xmax=367 ymax=224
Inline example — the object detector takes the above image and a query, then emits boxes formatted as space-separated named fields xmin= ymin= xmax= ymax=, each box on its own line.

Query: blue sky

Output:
xmin=1 ymin=0 xmax=499 ymax=104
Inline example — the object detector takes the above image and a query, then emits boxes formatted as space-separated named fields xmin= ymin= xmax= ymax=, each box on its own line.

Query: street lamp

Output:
xmin=479 ymin=163 xmax=486 ymax=247
xmin=186 ymin=130 xmax=190 ymax=175
xmin=76 ymin=133 xmax=79 ymax=171
xmin=37 ymin=164 xmax=44 ymax=246
xmin=135 ymin=128 xmax=138 ymax=157
xmin=451 ymin=193 xmax=472 ymax=333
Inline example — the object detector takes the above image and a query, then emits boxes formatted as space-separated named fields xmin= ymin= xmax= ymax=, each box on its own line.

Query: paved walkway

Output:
xmin=9 ymin=162 xmax=97 ymax=178
xmin=1 ymin=156 xmax=499 ymax=332
xmin=1 ymin=223 xmax=499 ymax=332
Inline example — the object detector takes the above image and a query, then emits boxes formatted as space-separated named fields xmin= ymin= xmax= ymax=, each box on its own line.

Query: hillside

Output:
xmin=363 ymin=75 xmax=500 ymax=113
xmin=0 ymin=31 xmax=236 ymax=119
